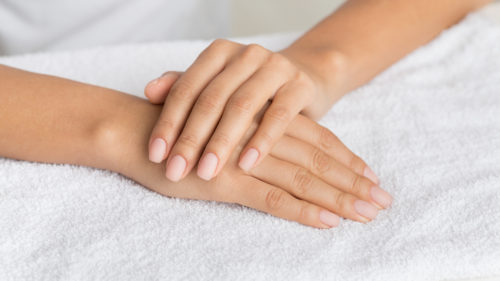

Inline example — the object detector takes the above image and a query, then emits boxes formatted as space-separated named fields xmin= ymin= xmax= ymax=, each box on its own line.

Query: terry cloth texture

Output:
xmin=0 ymin=6 xmax=499 ymax=281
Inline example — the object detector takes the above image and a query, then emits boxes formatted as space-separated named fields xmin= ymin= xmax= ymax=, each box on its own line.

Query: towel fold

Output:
xmin=1 ymin=7 xmax=499 ymax=281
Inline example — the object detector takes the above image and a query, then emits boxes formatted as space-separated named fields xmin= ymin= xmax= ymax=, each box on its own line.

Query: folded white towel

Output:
xmin=1 ymin=6 xmax=499 ymax=281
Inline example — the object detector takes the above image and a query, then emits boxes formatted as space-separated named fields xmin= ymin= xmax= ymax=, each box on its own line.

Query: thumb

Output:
xmin=144 ymin=71 xmax=183 ymax=104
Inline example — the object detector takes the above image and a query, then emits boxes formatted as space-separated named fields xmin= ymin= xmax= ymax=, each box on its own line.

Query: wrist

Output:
xmin=280 ymin=44 xmax=351 ymax=107
xmin=91 ymin=92 xmax=162 ymax=175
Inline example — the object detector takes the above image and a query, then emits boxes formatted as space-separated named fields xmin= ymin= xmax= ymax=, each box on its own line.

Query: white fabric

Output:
xmin=1 ymin=7 xmax=500 ymax=281
xmin=0 ymin=0 xmax=229 ymax=56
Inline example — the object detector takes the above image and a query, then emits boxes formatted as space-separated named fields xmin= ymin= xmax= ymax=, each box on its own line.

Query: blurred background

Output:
xmin=0 ymin=0 xmax=345 ymax=55
xmin=230 ymin=0 xmax=344 ymax=36
xmin=0 ymin=0 xmax=497 ymax=55
xmin=231 ymin=0 xmax=500 ymax=36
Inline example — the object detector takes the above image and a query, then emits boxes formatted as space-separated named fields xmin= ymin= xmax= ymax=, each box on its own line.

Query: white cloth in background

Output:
xmin=0 ymin=0 xmax=229 ymax=55
xmin=0 ymin=6 xmax=500 ymax=281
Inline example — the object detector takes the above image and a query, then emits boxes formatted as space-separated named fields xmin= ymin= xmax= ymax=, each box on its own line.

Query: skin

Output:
xmin=145 ymin=0 xmax=491 ymax=182
xmin=0 ymin=65 xmax=392 ymax=228
xmin=0 ymin=0 xmax=490 ymax=228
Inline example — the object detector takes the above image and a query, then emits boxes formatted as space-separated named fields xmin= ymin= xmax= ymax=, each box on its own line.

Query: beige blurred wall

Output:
xmin=230 ymin=0 xmax=345 ymax=37
xmin=229 ymin=0 xmax=500 ymax=37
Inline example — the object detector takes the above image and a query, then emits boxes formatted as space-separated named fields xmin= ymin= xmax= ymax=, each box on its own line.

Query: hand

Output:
xmin=108 ymin=95 xmax=392 ymax=229
xmin=144 ymin=39 xmax=336 ymax=182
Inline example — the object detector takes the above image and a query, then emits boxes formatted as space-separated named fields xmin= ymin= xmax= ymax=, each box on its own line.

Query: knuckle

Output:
xmin=298 ymin=203 xmax=310 ymax=222
xmin=349 ymin=174 xmax=363 ymax=195
xmin=318 ymin=126 xmax=336 ymax=151
xmin=240 ymin=44 xmax=267 ymax=61
xmin=348 ymin=154 xmax=367 ymax=175
xmin=228 ymin=95 xmax=254 ymax=115
xmin=257 ymin=130 xmax=274 ymax=146
xmin=266 ymin=52 xmax=289 ymax=68
xmin=176 ymin=133 xmax=199 ymax=149
xmin=210 ymin=132 xmax=232 ymax=150
xmin=209 ymin=38 xmax=230 ymax=50
xmin=265 ymin=189 xmax=287 ymax=210
xmin=196 ymin=93 xmax=222 ymax=114
xmin=293 ymin=168 xmax=313 ymax=196
xmin=266 ymin=105 xmax=291 ymax=122
xmin=155 ymin=119 xmax=176 ymax=135
xmin=170 ymin=80 xmax=195 ymax=102
xmin=294 ymin=71 xmax=314 ymax=88
xmin=312 ymin=148 xmax=331 ymax=174
xmin=334 ymin=192 xmax=349 ymax=213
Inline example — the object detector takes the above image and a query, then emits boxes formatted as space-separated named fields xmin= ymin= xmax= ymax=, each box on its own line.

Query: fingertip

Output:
xmin=165 ymin=155 xmax=187 ymax=182
xmin=353 ymin=200 xmax=378 ymax=222
xmin=149 ymin=138 xmax=167 ymax=163
xmin=145 ymin=78 xmax=165 ymax=104
xmin=319 ymin=210 xmax=341 ymax=228
xmin=145 ymin=72 xmax=180 ymax=104
xmin=364 ymin=166 xmax=380 ymax=185
xmin=197 ymin=152 xmax=219 ymax=181
xmin=370 ymin=186 xmax=393 ymax=209
xmin=239 ymin=148 xmax=260 ymax=171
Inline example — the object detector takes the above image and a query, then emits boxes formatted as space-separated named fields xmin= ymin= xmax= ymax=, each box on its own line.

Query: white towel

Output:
xmin=1 ymin=6 xmax=500 ymax=281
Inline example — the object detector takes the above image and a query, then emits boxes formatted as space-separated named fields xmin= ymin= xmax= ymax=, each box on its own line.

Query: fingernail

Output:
xmin=370 ymin=186 xmax=393 ymax=209
xmin=364 ymin=166 xmax=380 ymax=184
xmin=161 ymin=72 xmax=173 ymax=78
xmin=239 ymin=148 xmax=259 ymax=171
xmin=147 ymin=78 xmax=160 ymax=88
xmin=149 ymin=138 xmax=167 ymax=163
xmin=354 ymin=200 xmax=378 ymax=221
xmin=166 ymin=155 xmax=186 ymax=182
xmin=197 ymin=152 xmax=218 ymax=181
xmin=319 ymin=210 xmax=340 ymax=228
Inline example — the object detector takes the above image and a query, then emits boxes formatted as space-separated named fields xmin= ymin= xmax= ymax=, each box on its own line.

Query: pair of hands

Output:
xmin=140 ymin=39 xmax=392 ymax=228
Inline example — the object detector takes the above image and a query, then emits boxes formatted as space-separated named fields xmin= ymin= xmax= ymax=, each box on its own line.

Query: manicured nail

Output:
xmin=354 ymin=200 xmax=378 ymax=221
xmin=147 ymin=78 xmax=161 ymax=89
xmin=161 ymin=72 xmax=174 ymax=78
xmin=197 ymin=152 xmax=218 ymax=181
xmin=319 ymin=210 xmax=340 ymax=228
xmin=370 ymin=186 xmax=393 ymax=208
xmin=364 ymin=166 xmax=380 ymax=184
xmin=148 ymin=73 xmax=174 ymax=88
xmin=239 ymin=148 xmax=259 ymax=171
xmin=166 ymin=155 xmax=186 ymax=182
xmin=149 ymin=138 xmax=167 ymax=163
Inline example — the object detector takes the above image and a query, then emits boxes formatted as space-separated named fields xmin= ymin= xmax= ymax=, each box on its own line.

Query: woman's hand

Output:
xmin=107 ymin=97 xmax=392 ymax=229
xmin=144 ymin=39 xmax=339 ymax=182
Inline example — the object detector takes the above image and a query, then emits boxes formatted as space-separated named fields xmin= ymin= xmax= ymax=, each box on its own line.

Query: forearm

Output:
xmin=0 ymin=65 xmax=393 ymax=227
xmin=0 ymin=64 xmax=154 ymax=172
xmin=282 ymin=0 xmax=491 ymax=105
xmin=0 ymin=64 xmax=210 ymax=200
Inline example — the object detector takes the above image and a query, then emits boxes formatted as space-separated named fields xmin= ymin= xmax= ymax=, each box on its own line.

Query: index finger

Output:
xmin=238 ymin=76 xmax=312 ymax=172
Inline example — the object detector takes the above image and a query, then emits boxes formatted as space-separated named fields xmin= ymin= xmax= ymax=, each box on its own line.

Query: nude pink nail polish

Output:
xmin=149 ymin=138 xmax=167 ymax=163
xmin=319 ymin=210 xmax=340 ymax=227
xmin=197 ymin=153 xmax=218 ymax=181
xmin=364 ymin=166 xmax=380 ymax=184
xmin=239 ymin=148 xmax=259 ymax=171
xmin=166 ymin=155 xmax=186 ymax=182
xmin=370 ymin=186 xmax=393 ymax=208
xmin=354 ymin=200 xmax=378 ymax=220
